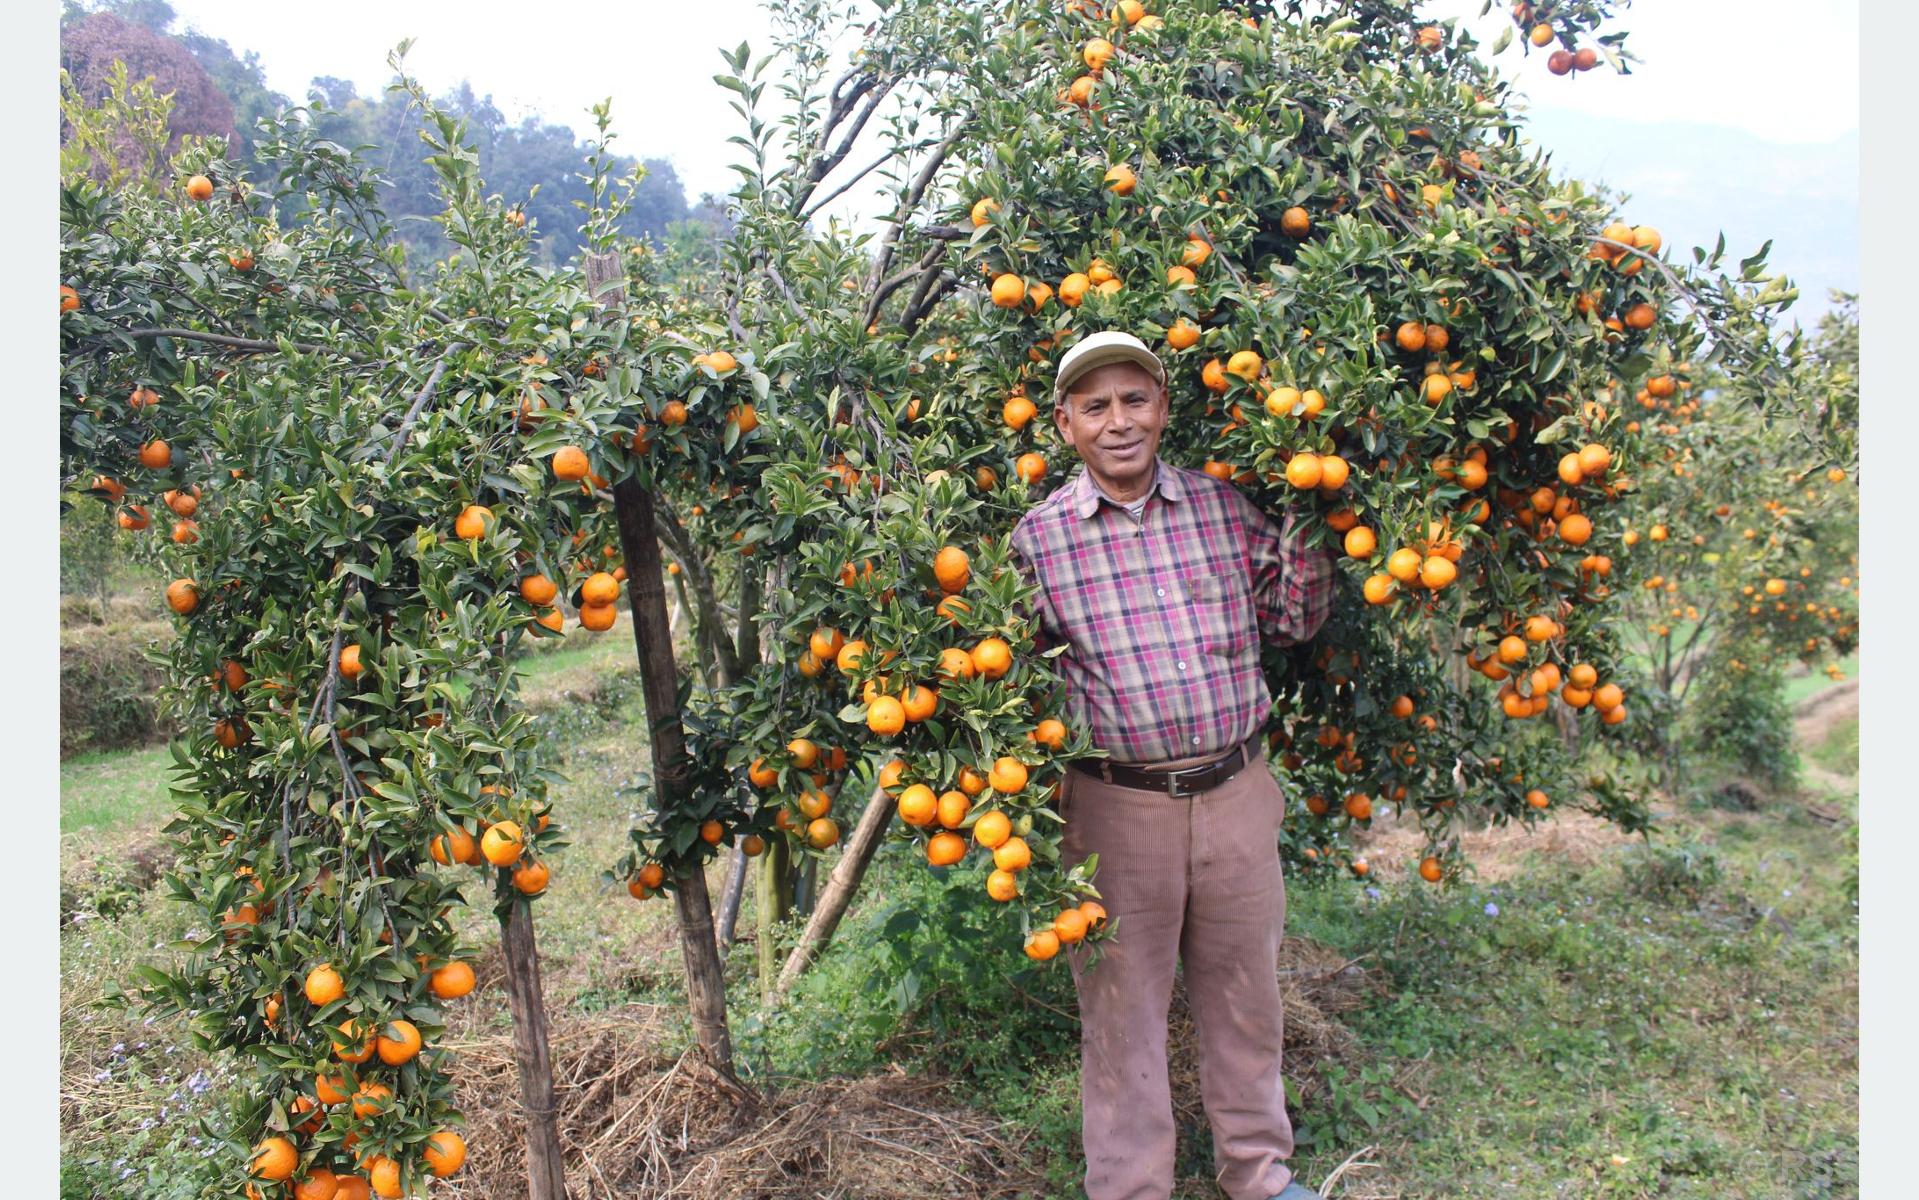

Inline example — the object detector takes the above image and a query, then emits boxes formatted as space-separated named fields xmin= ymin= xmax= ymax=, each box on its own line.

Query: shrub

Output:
xmin=1683 ymin=645 xmax=1798 ymax=792
xmin=59 ymin=620 xmax=175 ymax=757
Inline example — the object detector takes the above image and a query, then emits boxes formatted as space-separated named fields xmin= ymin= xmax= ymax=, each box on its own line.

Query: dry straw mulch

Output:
xmin=441 ymin=935 xmax=1376 ymax=1200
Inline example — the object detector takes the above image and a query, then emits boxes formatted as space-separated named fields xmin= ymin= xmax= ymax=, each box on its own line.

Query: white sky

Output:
xmin=162 ymin=0 xmax=1859 ymax=224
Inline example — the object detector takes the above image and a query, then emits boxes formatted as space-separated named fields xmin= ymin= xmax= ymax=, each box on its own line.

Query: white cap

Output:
xmin=1054 ymin=330 xmax=1166 ymax=400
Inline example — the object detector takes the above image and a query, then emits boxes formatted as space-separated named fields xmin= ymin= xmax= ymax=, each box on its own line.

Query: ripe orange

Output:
xmin=972 ymin=637 xmax=1013 ymax=679
xmin=1182 ymin=235 xmax=1213 ymax=266
xmin=898 ymin=784 xmax=938 ymax=827
xmin=1083 ymin=36 xmax=1115 ymax=70
xmin=991 ymin=273 xmax=1026 ymax=308
xmin=367 ymin=1157 xmax=402 ymax=1199
xmin=429 ymin=960 xmax=477 ymax=1000
xmin=1592 ymin=683 xmax=1624 ymax=711
xmin=305 ymin=963 xmax=345 ymax=1007
xmin=900 ymin=685 xmax=939 ymax=722
xmin=867 ymin=695 xmax=907 ymax=736
xmin=988 ymin=757 xmax=1029 ymax=794
xmin=937 ymin=647 xmax=976 ymax=681
xmin=1226 ymin=349 xmax=1262 ymax=381
xmin=934 ymin=546 xmax=971 ymax=593
xmin=1526 ymin=789 xmax=1550 ymax=809
xmin=1279 ymin=206 xmax=1311 ymax=237
xmin=927 ymin=831 xmax=967 ymax=866
xmin=481 ymin=820 xmax=524 ymax=867
xmin=1201 ymin=358 xmax=1229 ymax=392
xmin=1059 ymin=272 xmax=1090 ymax=306
xmin=986 ymin=869 xmax=1020 ymax=902
xmin=512 ymin=860 xmax=550 ymax=894
xmin=973 ymin=809 xmax=1013 ymax=849
xmin=1394 ymin=321 xmax=1427 ymax=352
xmin=520 ymin=573 xmax=558 ymax=605
xmin=1166 ymin=319 xmax=1200 ymax=350
xmin=579 ymin=602 xmax=617 ymax=631
xmin=1419 ymin=555 xmax=1457 ymax=589
xmin=376 ymin=1019 xmax=423 ymax=1065
xmin=1025 ymin=930 xmax=1061 ymax=961
xmin=1032 ymin=718 xmax=1067 ymax=749
xmin=251 ymin=1136 xmax=298 ymax=1182
xmin=430 ymin=825 xmax=477 ymax=867
xmin=552 ymin=446 xmax=590 ymax=480
xmin=184 ymin=174 xmax=214 ymax=201
xmin=166 ymin=578 xmax=200 ymax=614
xmin=937 ymin=790 xmax=972 ymax=829
xmin=1362 ymin=573 xmax=1395 ymax=605
xmin=1015 ymin=452 xmax=1047 ymax=483
xmin=1078 ymin=900 xmax=1108 ymax=930
xmin=138 ymin=439 xmax=172 ymax=469
xmin=582 ymin=571 xmax=620 ymax=605
xmin=1284 ymin=453 xmax=1322 ymax=490
xmin=970 ymin=197 xmax=999 ymax=227
xmin=1053 ymin=907 xmax=1090 ymax=944
xmin=351 ymin=1080 xmax=392 ymax=1119
xmin=60 ymin=284 xmax=79 ymax=313
xmin=454 ymin=504 xmax=493 ymax=540
xmin=420 ymin=1130 xmax=467 ymax=1179
xmin=957 ymin=765 xmax=988 ymax=796
xmin=1003 ymin=395 xmax=1038 ymax=429
xmin=787 ymin=737 xmax=820 ymax=769
xmin=1103 ymin=163 xmax=1137 ymax=195
xmin=1419 ymin=856 xmax=1443 ymax=883
xmin=836 ymin=640 xmax=868 ymax=672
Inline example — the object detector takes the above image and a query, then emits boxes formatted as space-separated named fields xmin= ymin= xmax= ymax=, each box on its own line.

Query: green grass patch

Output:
xmin=1784 ymin=655 xmax=1858 ymax=706
xmin=1807 ymin=716 xmax=1858 ymax=780
xmin=61 ymin=745 xmax=177 ymax=840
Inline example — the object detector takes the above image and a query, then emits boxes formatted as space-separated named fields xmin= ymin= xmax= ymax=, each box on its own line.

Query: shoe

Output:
xmin=1269 ymin=1183 xmax=1323 ymax=1200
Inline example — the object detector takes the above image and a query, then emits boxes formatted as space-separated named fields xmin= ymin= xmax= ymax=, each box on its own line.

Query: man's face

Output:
xmin=1055 ymin=361 xmax=1169 ymax=493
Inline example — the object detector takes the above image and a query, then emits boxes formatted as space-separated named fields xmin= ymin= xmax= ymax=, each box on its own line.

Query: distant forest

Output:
xmin=59 ymin=0 xmax=730 ymax=268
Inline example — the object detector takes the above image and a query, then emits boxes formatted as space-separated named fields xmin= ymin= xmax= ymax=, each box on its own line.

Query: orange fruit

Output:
xmin=937 ymin=647 xmax=976 ymax=681
xmin=184 ymin=174 xmax=214 ymax=201
xmin=1386 ymin=548 xmax=1422 ymax=583
xmin=989 ymin=757 xmax=1029 ymax=794
xmin=454 ymin=504 xmax=493 ymax=540
xmin=481 ymin=821 xmax=524 ymax=867
xmin=879 ymin=758 xmax=909 ymax=795
xmin=1394 ymin=321 xmax=1427 ymax=352
xmin=1201 ymin=358 xmax=1229 ymax=392
xmin=986 ymin=869 xmax=1020 ymax=902
xmin=305 ymin=963 xmax=345 ymax=1007
xmin=1103 ymin=163 xmax=1137 ymax=195
xmin=787 ymin=737 xmax=820 ymax=769
xmin=806 ymin=817 xmax=840 ymax=848
xmin=809 ymin=626 xmax=845 ymax=662
xmin=1078 ymin=900 xmax=1109 ymax=930
xmin=867 ymin=695 xmax=907 ymax=736
xmin=992 ymin=837 xmax=1032 ymax=872
xmin=251 ymin=1136 xmax=298 ymax=1182
xmin=1053 ymin=908 xmax=1090 ymax=944
xmin=927 ymin=831 xmax=967 ymax=866
xmin=520 ymin=574 xmax=558 ymax=605
xmin=351 ymin=1081 xmax=392 ymax=1119
xmin=957 ymin=766 xmax=988 ymax=796
xmin=1226 ymin=349 xmax=1262 ymax=381
xmin=991 ymin=273 xmax=1026 ymax=308
xmin=429 ymin=821 xmax=473 ymax=860
xmin=582 ymin=572 xmax=620 ymax=605
xmin=1419 ymin=856 xmax=1443 ymax=883
xmin=1024 ymin=930 xmax=1061 ymax=961
xmin=1003 ymin=395 xmax=1038 ymax=429
xmin=551 ymin=446 xmax=590 ymax=480
xmin=367 ymin=1157 xmax=402 ymax=1200
xmin=1031 ymin=718 xmax=1067 ymax=749
xmin=1279 ymin=206 xmax=1311 ymax=237
xmin=1362 ymin=573 xmax=1395 ymax=605
xmin=1166 ymin=319 xmax=1200 ymax=351
xmin=138 ymin=439 xmax=172 ymax=469
xmin=897 ymin=784 xmax=938 ymax=827
xmin=1284 ymin=453 xmax=1323 ymax=490
xmin=1419 ymin=556 xmax=1457 ymax=589
xmin=429 ymin=960 xmax=477 ymax=999
xmin=423 ymin=1131 xmax=467 ymax=1178
xmin=900 ymin=685 xmax=939 ymax=722
xmin=934 ymin=546 xmax=971 ymax=593
xmin=166 ymin=578 xmax=200 ymax=615
xmin=1526 ymin=788 xmax=1550 ymax=809
xmin=937 ymin=790 xmax=972 ymax=829
xmin=376 ymin=1019 xmax=423 ymax=1065
xmin=971 ymin=637 xmax=1013 ymax=679
xmin=836 ymin=640 xmax=868 ymax=672
xmin=973 ymin=809 xmax=1013 ymax=849
xmin=1015 ymin=452 xmax=1047 ymax=484
xmin=512 ymin=859 xmax=550 ymax=894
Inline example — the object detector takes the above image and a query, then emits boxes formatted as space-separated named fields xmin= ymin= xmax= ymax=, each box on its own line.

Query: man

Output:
xmin=1008 ymin=331 xmax=1335 ymax=1200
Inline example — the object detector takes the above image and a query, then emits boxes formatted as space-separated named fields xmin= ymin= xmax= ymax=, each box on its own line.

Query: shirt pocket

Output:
xmin=1184 ymin=573 xmax=1255 ymax=660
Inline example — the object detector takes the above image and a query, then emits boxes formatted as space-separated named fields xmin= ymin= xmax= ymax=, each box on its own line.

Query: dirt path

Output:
xmin=1794 ymin=679 xmax=1858 ymax=797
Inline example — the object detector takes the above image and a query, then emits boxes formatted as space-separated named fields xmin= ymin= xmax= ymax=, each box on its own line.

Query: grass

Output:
xmin=1784 ymin=652 xmax=1858 ymax=707
xmin=59 ymin=638 xmax=1860 ymax=1199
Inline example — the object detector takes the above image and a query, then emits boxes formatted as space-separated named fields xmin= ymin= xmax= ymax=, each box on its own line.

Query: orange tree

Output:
xmin=1599 ymin=296 xmax=1858 ymax=787
xmin=607 ymin=0 xmax=1834 ymax=962
xmin=58 ymin=66 xmax=710 ymax=1198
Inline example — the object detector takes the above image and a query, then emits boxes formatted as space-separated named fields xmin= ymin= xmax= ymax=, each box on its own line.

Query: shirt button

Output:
xmin=1192 ymin=736 xmax=1202 ymax=745
xmin=1177 ymin=661 xmax=1186 ymax=671
xmin=1156 ymin=588 xmax=1165 ymax=597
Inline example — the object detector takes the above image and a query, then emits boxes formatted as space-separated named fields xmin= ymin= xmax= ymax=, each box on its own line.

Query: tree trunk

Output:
xmin=500 ymin=903 xmax=569 ymax=1200
xmin=795 ymin=855 xmax=819 ymax=917
xmin=589 ymin=250 xmax=734 ymax=1076
xmin=716 ymin=846 xmax=748 ymax=958
xmin=775 ymin=783 xmax=893 ymax=998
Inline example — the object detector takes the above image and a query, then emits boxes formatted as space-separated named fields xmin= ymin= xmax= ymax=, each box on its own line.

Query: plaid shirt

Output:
xmin=1010 ymin=460 xmax=1335 ymax=766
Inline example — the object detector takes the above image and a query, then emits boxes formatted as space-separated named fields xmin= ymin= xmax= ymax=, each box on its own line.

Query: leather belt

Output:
xmin=1071 ymin=735 xmax=1261 ymax=798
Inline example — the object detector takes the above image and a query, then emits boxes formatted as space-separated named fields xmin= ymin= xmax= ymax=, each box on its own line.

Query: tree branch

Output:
xmin=120 ymin=326 xmax=369 ymax=361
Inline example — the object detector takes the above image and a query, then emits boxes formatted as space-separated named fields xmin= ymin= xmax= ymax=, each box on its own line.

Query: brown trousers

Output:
xmin=1059 ymin=748 xmax=1296 ymax=1200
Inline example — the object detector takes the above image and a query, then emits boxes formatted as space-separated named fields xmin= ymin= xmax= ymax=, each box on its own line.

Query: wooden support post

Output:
xmin=775 ymin=783 xmax=893 ymax=998
xmin=716 ymin=845 xmax=747 ymax=958
xmin=588 ymin=250 xmax=735 ymax=1076
xmin=500 ymin=902 xmax=568 ymax=1200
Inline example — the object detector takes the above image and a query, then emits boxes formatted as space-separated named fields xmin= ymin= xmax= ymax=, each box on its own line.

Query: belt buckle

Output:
xmin=1166 ymin=760 xmax=1212 ymax=799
